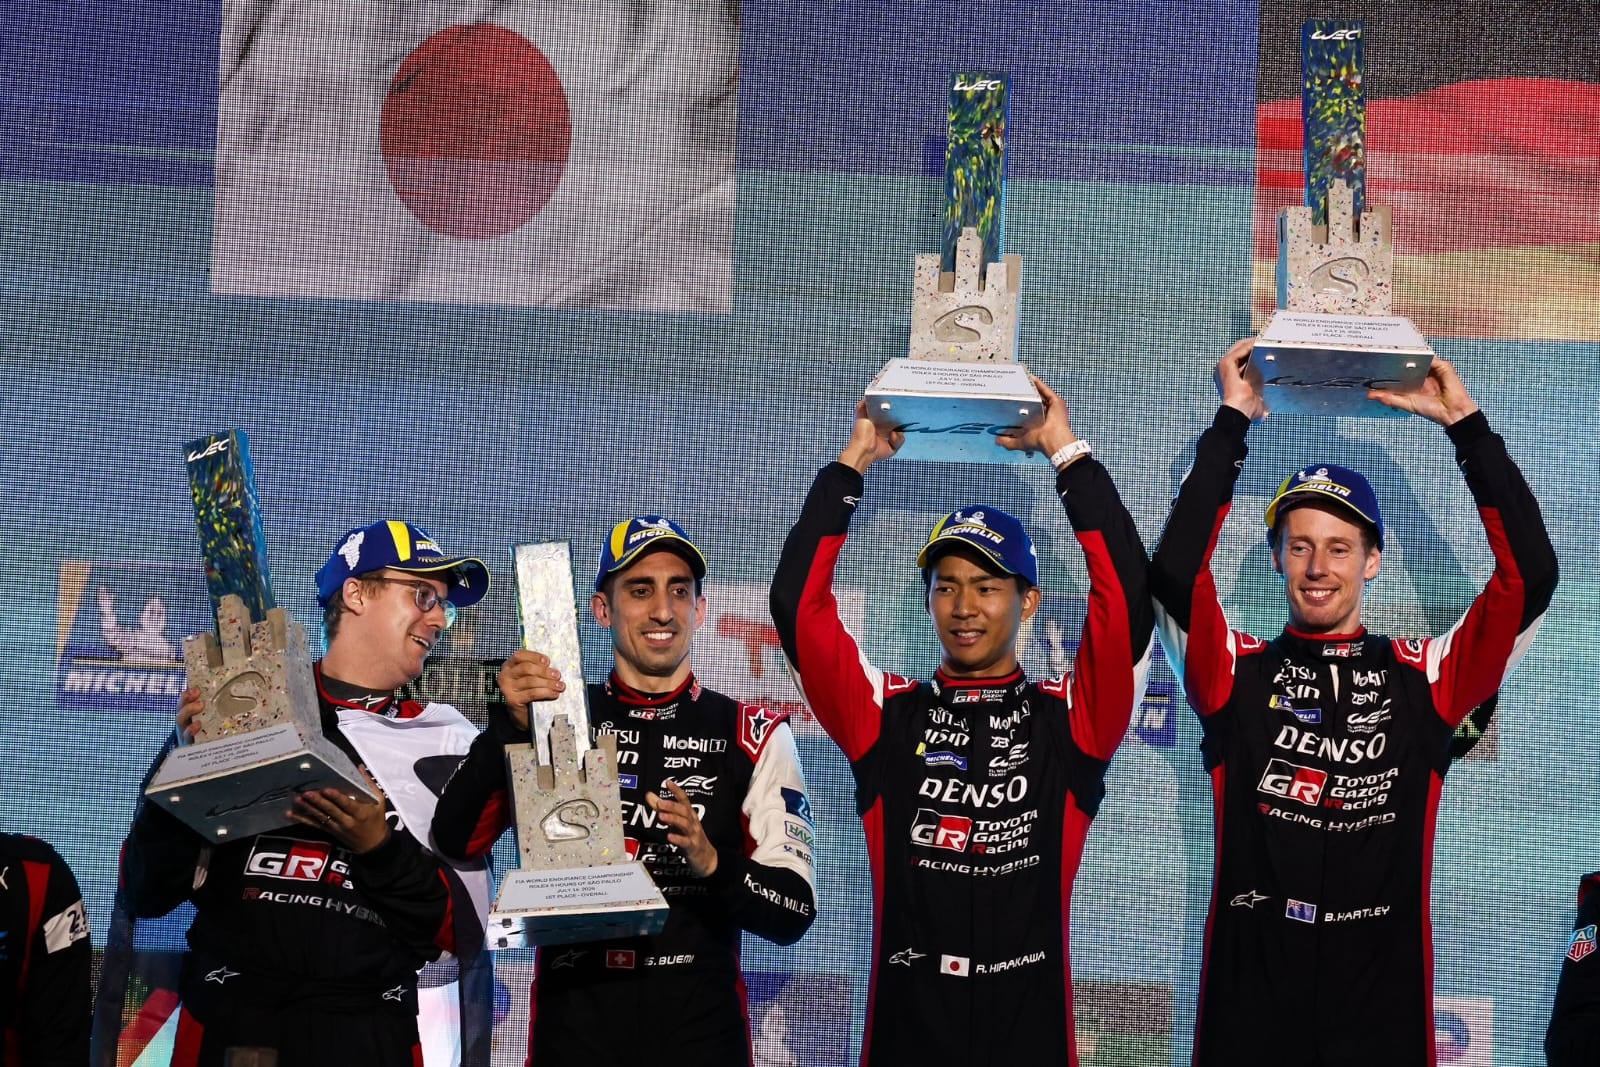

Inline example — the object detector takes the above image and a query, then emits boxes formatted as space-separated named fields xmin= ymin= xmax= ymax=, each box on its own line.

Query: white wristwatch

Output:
xmin=1049 ymin=439 xmax=1093 ymax=471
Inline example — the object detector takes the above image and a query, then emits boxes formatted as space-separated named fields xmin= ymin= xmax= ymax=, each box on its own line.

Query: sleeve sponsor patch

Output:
xmin=44 ymin=898 xmax=89 ymax=954
xmin=781 ymin=786 xmax=813 ymax=825
xmin=737 ymin=703 xmax=787 ymax=760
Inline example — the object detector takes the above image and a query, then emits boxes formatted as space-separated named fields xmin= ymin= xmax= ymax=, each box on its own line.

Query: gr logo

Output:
xmin=1258 ymin=759 xmax=1328 ymax=807
xmin=909 ymin=808 xmax=972 ymax=853
xmin=245 ymin=837 xmax=350 ymax=887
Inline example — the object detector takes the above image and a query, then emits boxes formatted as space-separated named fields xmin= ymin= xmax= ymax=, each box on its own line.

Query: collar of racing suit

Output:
xmin=1277 ymin=626 xmax=1382 ymax=660
xmin=604 ymin=670 xmax=702 ymax=706
xmin=930 ymin=665 xmax=1025 ymax=693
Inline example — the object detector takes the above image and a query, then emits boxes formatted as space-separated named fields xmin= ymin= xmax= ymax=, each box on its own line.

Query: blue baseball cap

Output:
xmin=315 ymin=520 xmax=490 ymax=608
xmin=916 ymin=505 xmax=1038 ymax=586
xmin=1265 ymin=464 xmax=1384 ymax=549
xmin=595 ymin=516 xmax=708 ymax=591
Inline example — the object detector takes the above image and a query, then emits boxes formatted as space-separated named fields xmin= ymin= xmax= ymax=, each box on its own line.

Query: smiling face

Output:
xmin=925 ymin=548 xmax=1039 ymax=679
xmin=1271 ymin=503 xmax=1382 ymax=635
xmin=323 ymin=569 xmax=451 ymax=690
xmin=591 ymin=547 xmax=704 ymax=692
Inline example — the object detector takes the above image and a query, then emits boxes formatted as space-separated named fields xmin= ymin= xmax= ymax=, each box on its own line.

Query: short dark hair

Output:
xmin=320 ymin=573 xmax=388 ymax=643
xmin=1267 ymin=498 xmax=1380 ymax=555
xmin=921 ymin=544 xmax=1033 ymax=597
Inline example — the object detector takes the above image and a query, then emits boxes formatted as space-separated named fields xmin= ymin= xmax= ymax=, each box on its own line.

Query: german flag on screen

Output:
xmin=1254 ymin=3 xmax=1600 ymax=340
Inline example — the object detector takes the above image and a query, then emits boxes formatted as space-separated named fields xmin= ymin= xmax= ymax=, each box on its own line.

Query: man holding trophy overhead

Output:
xmin=1152 ymin=342 xmax=1557 ymax=1064
xmin=432 ymin=517 xmax=816 ymax=1066
xmin=120 ymin=520 xmax=491 ymax=1066
xmin=770 ymin=378 xmax=1153 ymax=1064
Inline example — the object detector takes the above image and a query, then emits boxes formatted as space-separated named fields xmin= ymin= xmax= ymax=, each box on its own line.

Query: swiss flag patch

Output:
xmin=738 ymin=703 xmax=788 ymax=761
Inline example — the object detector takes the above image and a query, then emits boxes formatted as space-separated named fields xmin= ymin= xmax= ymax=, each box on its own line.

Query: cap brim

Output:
xmin=599 ymin=536 xmax=708 ymax=589
xmin=389 ymin=557 xmax=491 ymax=608
xmin=916 ymin=537 xmax=1020 ymax=579
xmin=1266 ymin=488 xmax=1380 ymax=535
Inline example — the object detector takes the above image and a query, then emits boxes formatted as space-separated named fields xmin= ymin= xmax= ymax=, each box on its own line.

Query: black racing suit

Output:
xmin=1547 ymin=871 xmax=1600 ymax=1066
xmin=1151 ymin=406 xmax=1558 ymax=1065
xmin=432 ymin=674 xmax=817 ymax=1066
xmin=120 ymin=667 xmax=482 ymax=1067
xmin=1 ymin=833 xmax=91 ymax=1066
xmin=769 ymin=458 xmax=1151 ymax=1066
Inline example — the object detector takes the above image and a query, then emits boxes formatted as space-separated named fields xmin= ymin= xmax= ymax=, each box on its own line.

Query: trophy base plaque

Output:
xmin=865 ymin=358 xmax=1043 ymax=465
xmin=487 ymin=862 xmax=670 ymax=949
xmin=1254 ymin=311 xmax=1432 ymax=418
xmin=145 ymin=722 xmax=373 ymax=843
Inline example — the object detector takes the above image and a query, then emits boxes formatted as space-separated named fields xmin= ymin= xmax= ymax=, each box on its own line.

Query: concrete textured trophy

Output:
xmin=144 ymin=430 xmax=374 ymax=842
xmin=1253 ymin=19 xmax=1432 ymax=417
xmin=865 ymin=71 xmax=1043 ymax=463
xmin=485 ymin=542 xmax=668 ymax=948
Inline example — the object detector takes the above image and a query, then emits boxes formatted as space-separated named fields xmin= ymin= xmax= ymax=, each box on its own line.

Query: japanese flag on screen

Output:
xmin=213 ymin=1 xmax=736 ymax=312
xmin=940 ymin=954 xmax=970 ymax=977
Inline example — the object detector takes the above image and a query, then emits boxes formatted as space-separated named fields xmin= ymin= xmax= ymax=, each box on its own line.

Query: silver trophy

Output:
xmin=485 ymin=542 xmax=669 ymax=948
xmin=144 ymin=594 xmax=374 ymax=842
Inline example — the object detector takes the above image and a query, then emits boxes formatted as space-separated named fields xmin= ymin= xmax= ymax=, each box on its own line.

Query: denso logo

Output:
xmin=1258 ymin=759 xmax=1328 ymax=807
xmin=910 ymin=808 xmax=973 ymax=852
xmin=245 ymin=838 xmax=349 ymax=887
xmin=917 ymin=776 xmax=1028 ymax=809
xmin=1273 ymin=724 xmax=1388 ymax=765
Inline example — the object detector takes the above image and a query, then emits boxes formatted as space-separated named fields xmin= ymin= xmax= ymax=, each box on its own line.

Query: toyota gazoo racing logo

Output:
xmin=245 ymin=837 xmax=352 ymax=888
xmin=1258 ymin=759 xmax=1328 ymax=807
xmin=909 ymin=808 xmax=973 ymax=852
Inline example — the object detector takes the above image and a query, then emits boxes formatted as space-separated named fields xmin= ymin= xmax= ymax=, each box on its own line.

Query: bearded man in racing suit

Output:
xmin=1152 ymin=342 xmax=1558 ymax=1065
xmin=432 ymin=516 xmax=816 ymax=1066
xmin=120 ymin=520 xmax=492 ymax=1066
xmin=769 ymin=377 xmax=1152 ymax=1066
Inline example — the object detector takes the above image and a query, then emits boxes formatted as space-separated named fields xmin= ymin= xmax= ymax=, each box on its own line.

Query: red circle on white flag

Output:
xmin=380 ymin=23 xmax=571 ymax=239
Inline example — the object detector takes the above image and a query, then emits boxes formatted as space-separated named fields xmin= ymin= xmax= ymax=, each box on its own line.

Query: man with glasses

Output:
xmin=120 ymin=520 xmax=492 ymax=1066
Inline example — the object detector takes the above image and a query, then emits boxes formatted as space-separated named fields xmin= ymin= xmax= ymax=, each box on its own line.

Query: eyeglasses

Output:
xmin=371 ymin=574 xmax=458 ymax=628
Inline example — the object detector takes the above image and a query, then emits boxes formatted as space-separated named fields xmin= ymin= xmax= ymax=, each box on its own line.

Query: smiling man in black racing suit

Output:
xmin=120 ymin=520 xmax=491 ymax=1066
xmin=769 ymin=378 xmax=1151 ymax=1066
xmin=432 ymin=515 xmax=816 ymax=1066
xmin=1152 ymin=342 xmax=1558 ymax=1065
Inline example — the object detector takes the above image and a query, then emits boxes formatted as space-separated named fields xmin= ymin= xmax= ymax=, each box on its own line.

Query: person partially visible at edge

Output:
xmin=1151 ymin=341 xmax=1558 ymax=1066
xmin=119 ymin=520 xmax=492 ymax=1066
xmin=768 ymin=377 xmax=1153 ymax=1065
xmin=2 ymin=831 xmax=91 ymax=1066
xmin=432 ymin=515 xmax=816 ymax=1066
xmin=1546 ymin=870 xmax=1600 ymax=1066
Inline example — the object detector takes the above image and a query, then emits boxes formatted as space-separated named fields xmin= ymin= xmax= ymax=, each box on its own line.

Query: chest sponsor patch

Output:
xmin=1569 ymin=924 xmax=1598 ymax=963
xmin=1270 ymin=694 xmax=1320 ymax=724
xmin=1258 ymin=758 xmax=1328 ymax=807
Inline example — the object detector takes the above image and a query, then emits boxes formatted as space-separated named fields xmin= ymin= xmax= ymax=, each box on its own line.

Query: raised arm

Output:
xmin=1150 ymin=340 xmax=1262 ymax=718
xmin=996 ymin=375 xmax=1154 ymax=758
xmin=769 ymin=405 xmax=906 ymax=762
xmin=1371 ymin=359 xmax=1559 ymax=725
